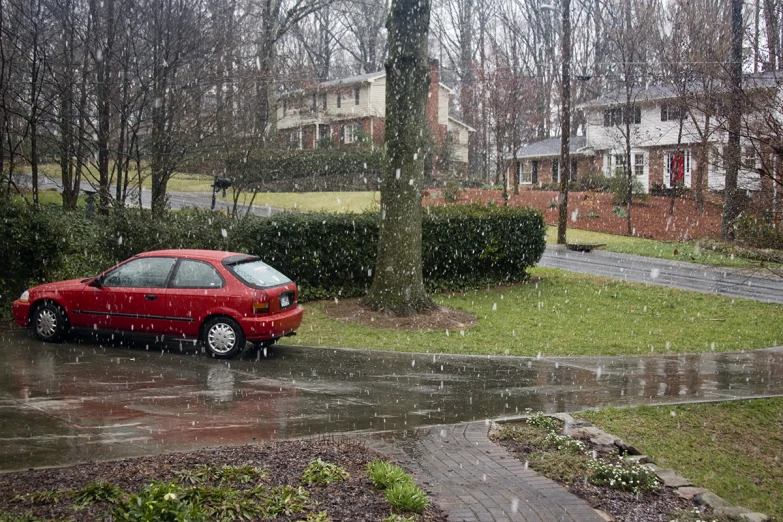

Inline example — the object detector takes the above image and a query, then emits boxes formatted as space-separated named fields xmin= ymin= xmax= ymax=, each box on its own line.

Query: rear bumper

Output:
xmin=240 ymin=305 xmax=304 ymax=342
xmin=12 ymin=300 xmax=31 ymax=327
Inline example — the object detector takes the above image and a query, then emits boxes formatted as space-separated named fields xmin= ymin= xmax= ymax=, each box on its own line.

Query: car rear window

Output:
xmin=229 ymin=259 xmax=292 ymax=288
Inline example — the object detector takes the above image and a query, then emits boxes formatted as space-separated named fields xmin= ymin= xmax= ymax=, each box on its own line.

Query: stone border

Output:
xmin=543 ymin=413 xmax=771 ymax=522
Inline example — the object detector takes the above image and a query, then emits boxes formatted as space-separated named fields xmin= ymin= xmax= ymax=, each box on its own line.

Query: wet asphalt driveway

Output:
xmin=2 ymin=330 xmax=782 ymax=472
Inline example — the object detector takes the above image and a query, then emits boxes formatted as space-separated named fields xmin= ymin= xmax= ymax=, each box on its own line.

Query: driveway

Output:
xmin=541 ymin=245 xmax=783 ymax=304
xmin=2 ymin=331 xmax=781 ymax=472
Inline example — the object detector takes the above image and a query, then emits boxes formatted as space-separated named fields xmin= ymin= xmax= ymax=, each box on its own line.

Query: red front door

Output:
xmin=671 ymin=154 xmax=685 ymax=186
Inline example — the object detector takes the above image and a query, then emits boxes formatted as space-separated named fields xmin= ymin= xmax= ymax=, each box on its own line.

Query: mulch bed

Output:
xmin=424 ymin=189 xmax=723 ymax=242
xmin=0 ymin=439 xmax=448 ymax=521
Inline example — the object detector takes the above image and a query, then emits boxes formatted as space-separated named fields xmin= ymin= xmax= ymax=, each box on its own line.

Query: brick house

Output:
xmin=508 ymin=136 xmax=597 ymax=187
xmin=276 ymin=60 xmax=474 ymax=171
xmin=507 ymin=73 xmax=781 ymax=201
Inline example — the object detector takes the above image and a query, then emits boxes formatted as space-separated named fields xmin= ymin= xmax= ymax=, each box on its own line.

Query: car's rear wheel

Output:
xmin=202 ymin=316 xmax=246 ymax=359
xmin=32 ymin=302 xmax=69 ymax=343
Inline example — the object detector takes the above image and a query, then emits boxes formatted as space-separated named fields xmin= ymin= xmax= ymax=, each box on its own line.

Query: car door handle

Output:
xmin=145 ymin=294 xmax=157 ymax=301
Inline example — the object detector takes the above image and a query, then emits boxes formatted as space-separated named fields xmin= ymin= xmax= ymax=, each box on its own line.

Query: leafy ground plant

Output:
xmin=301 ymin=458 xmax=350 ymax=485
xmin=366 ymin=460 xmax=429 ymax=514
xmin=367 ymin=460 xmax=413 ymax=491
xmin=71 ymin=481 xmax=126 ymax=507
xmin=112 ymin=481 xmax=206 ymax=522
xmin=587 ymin=458 xmax=659 ymax=495
xmin=384 ymin=482 xmax=430 ymax=514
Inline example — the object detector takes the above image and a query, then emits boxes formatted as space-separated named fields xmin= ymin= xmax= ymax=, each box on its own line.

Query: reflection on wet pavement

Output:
xmin=1 ymin=330 xmax=782 ymax=471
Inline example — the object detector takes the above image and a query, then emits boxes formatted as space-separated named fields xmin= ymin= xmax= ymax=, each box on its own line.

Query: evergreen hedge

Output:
xmin=224 ymin=148 xmax=384 ymax=184
xmin=0 ymin=201 xmax=545 ymax=318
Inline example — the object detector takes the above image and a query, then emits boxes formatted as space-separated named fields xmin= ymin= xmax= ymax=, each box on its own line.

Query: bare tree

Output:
xmin=334 ymin=0 xmax=387 ymax=74
xmin=251 ymin=0 xmax=334 ymax=146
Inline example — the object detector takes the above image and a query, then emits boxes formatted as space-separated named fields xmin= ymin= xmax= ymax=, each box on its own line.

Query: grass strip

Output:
xmin=291 ymin=266 xmax=783 ymax=357
xmin=578 ymin=399 xmax=783 ymax=521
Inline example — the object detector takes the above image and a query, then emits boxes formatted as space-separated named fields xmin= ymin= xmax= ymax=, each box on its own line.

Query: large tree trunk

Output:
xmin=363 ymin=0 xmax=434 ymax=316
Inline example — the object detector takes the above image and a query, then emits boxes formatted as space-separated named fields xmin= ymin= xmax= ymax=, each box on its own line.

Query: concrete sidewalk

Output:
xmin=540 ymin=245 xmax=783 ymax=304
xmin=368 ymin=422 xmax=604 ymax=522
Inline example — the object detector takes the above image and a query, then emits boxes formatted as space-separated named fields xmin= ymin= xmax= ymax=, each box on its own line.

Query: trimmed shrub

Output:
xmin=1 ymin=202 xmax=546 ymax=315
xmin=0 ymin=199 xmax=69 ymax=309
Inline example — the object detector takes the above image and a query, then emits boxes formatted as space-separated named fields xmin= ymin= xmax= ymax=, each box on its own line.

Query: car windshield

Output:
xmin=230 ymin=259 xmax=292 ymax=288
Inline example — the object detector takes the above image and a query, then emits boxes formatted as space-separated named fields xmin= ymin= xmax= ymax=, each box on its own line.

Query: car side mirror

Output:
xmin=89 ymin=276 xmax=103 ymax=288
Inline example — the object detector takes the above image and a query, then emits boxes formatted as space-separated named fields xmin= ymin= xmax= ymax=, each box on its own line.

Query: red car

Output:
xmin=13 ymin=249 xmax=303 ymax=359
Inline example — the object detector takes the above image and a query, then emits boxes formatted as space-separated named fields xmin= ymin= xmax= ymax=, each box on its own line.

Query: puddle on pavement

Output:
xmin=1 ymin=330 xmax=781 ymax=471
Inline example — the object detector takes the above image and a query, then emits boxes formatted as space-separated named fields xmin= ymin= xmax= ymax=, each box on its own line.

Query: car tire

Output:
xmin=32 ymin=302 xmax=69 ymax=343
xmin=202 ymin=316 xmax=246 ymax=359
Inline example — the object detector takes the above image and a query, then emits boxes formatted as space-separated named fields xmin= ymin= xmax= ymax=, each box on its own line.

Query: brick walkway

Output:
xmin=367 ymin=421 xmax=603 ymax=522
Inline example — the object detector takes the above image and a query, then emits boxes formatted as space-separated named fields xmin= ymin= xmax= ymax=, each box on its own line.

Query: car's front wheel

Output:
xmin=202 ymin=316 xmax=246 ymax=359
xmin=32 ymin=302 xmax=69 ymax=343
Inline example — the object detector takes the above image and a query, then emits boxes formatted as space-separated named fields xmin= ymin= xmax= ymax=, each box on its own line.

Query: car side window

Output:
xmin=102 ymin=257 xmax=176 ymax=288
xmin=170 ymin=259 xmax=224 ymax=289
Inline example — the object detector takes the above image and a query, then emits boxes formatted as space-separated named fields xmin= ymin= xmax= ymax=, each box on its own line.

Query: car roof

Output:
xmin=137 ymin=249 xmax=245 ymax=261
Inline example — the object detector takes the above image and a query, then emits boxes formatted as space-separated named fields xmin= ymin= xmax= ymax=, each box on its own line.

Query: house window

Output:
xmin=603 ymin=106 xmax=640 ymax=126
xmin=613 ymin=154 xmax=626 ymax=177
xmin=312 ymin=94 xmax=317 ymax=110
xmin=570 ymin=158 xmax=578 ymax=182
xmin=519 ymin=162 xmax=533 ymax=184
xmin=552 ymin=159 xmax=559 ymax=183
xmin=743 ymin=146 xmax=757 ymax=170
xmin=634 ymin=153 xmax=645 ymax=178
xmin=532 ymin=160 xmax=539 ymax=184
xmin=287 ymin=129 xmax=300 ymax=149
xmin=661 ymin=104 xmax=686 ymax=122
xmin=341 ymin=123 xmax=357 ymax=144
xmin=283 ymin=99 xmax=287 ymax=117
xmin=317 ymin=124 xmax=330 ymax=147
xmin=354 ymin=85 xmax=360 ymax=105
xmin=321 ymin=93 xmax=327 ymax=110
xmin=337 ymin=94 xmax=342 ymax=108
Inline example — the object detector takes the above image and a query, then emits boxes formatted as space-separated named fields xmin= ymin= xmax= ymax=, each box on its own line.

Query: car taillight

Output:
xmin=252 ymin=291 xmax=269 ymax=314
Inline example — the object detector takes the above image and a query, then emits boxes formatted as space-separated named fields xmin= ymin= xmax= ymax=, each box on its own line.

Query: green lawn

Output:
xmin=291 ymin=267 xmax=783 ymax=357
xmin=247 ymin=191 xmax=380 ymax=213
xmin=578 ymin=399 xmax=783 ymax=521
xmin=29 ymin=163 xmax=216 ymax=192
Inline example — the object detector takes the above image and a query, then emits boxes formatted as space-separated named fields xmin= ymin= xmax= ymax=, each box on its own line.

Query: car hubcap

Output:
xmin=207 ymin=323 xmax=236 ymax=354
xmin=36 ymin=309 xmax=57 ymax=339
